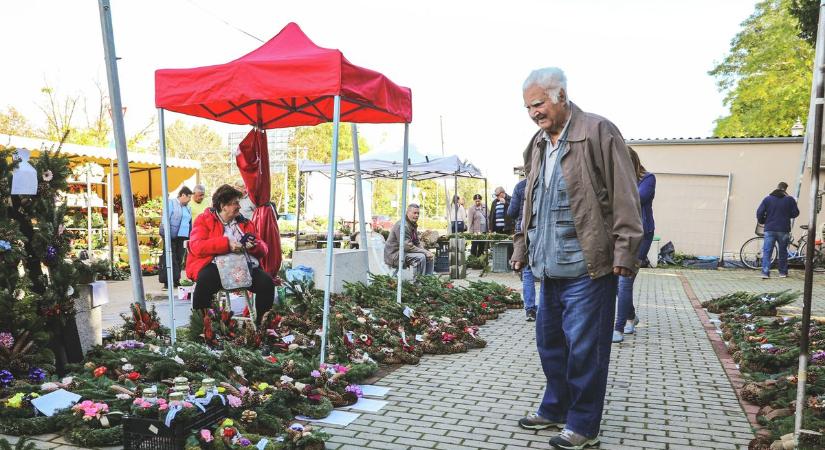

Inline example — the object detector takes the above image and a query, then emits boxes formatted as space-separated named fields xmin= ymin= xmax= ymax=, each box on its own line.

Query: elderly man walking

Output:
xmin=384 ymin=203 xmax=434 ymax=276
xmin=512 ymin=67 xmax=642 ymax=449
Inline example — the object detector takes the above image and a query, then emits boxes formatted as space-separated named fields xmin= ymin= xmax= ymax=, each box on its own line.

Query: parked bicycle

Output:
xmin=739 ymin=225 xmax=825 ymax=272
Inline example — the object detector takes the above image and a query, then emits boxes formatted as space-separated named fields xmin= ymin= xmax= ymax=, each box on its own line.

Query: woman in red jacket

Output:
xmin=187 ymin=184 xmax=273 ymax=322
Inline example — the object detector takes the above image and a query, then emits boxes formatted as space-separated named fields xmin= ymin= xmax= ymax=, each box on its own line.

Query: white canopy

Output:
xmin=298 ymin=154 xmax=484 ymax=180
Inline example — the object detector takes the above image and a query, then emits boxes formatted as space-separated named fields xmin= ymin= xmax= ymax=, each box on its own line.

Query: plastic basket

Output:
xmin=123 ymin=403 xmax=227 ymax=450
xmin=434 ymin=255 xmax=450 ymax=273
xmin=491 ymin=242 xmax=511 ymax=273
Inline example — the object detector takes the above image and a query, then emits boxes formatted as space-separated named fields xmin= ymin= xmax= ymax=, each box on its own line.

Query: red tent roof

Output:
xmin=155 ymin=22 xmax=412 ymax=128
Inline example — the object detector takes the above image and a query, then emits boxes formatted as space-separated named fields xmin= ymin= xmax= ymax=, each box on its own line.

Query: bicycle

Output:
xmin=739 ymin=225 xmax=825 ymax=273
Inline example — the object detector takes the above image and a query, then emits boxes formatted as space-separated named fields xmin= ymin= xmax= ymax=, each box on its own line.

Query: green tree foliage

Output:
xmin=789 ymin=0 xmax=819 ymax=45
xmin=710 ymin=0 xmax=814 ymax=137
xmin=288 ymin=123 xmax=369 ymax=163
xmin=0 ymin=107 xmax=34 ymax=137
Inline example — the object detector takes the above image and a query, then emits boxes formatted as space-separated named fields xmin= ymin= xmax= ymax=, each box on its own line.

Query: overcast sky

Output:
xmin=1 ymin=0 xmax=761 ymax=191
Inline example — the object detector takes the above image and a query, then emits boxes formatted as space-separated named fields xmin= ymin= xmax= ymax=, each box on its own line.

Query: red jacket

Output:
xmin=186 ymin=209 xmax=268 ymax=281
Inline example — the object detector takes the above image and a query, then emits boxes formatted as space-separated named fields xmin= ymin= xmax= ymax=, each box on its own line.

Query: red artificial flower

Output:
xmin=127 ymin=372 xmax=141 ymax=381
xmin=481 ymin=302 xmax=488 ymax=309
xmin=93 ymin=366 xmax=108 ymax=378
xmin=222 ymin=427 xmax=236 ymax=438
xmin=265 ymin=355 xmax=278 ymax=363
xmin=446 ymin=283 xmax=454 ymax=289
xmin=756 ymin=327 xmax=765 ymax=334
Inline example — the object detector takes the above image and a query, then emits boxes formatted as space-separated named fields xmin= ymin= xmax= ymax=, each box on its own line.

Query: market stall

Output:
xmin=155 ymin=22 xmax=412 ymax=362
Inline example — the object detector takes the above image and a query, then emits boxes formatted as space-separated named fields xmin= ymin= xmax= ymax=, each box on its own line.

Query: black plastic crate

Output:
xmin=434 ymin=255 xmax=450 ymax=273
xmin=123 ymin=403 xmax=227 ymax=450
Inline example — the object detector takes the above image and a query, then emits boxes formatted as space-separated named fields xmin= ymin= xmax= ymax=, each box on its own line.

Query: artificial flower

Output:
xmin=42 ymin=170 xmax=53 ymax=181
xmin=222 ymin=418 xmax=234 ymax=427
xmin=0 ymin=240 xmax=11 ymax=251
xmin=93 ymin=366 xmax=108 ymax=377
xmin=0 ymin=332 xmax=14 ymax=349
xmin=310 ymin=370 xmax=321 ymax=378
xmin=200 ymin=429 xmax=214 ymax=442
xmin=265 ymin=355 xmax=278 ymax=363
xmin=223 ymin=427 xmax=236 ymax=438
xmin=0 ymin=370 xmax=14 ymax=387
xmin=28 ymin=367 xmax=46 ymax=383
xmin=227 ymin=394 xmax=242 ymax=408
xmin=127 ymin=372 xmax=141 ymax=381
xmin=238 ymin=437 xmax=252 ymax=446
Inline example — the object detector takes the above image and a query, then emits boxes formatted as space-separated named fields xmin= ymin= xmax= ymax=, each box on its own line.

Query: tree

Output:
xmin=163 ymin=119 xmax=223 ymax=158
xmin=0 ymin=107 xmax=35 ymax=137
xmin=789 ymin=0 xmax=818 ymax=45
xmin=710 ymin=0 xmax=814 ymax=137
xmin=288 ymin=123 xmax=369 ymax=163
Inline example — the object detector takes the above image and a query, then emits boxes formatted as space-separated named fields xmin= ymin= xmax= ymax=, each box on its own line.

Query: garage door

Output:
xmin=653 ymin=173 xmax=728 ymax=257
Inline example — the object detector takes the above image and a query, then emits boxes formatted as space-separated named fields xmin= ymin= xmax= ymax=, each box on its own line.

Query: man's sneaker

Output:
xmin=761 ymin=273 xmax=770 ymax=279
xmin=624 ymin=316 xmax=640 ymax=334
xmin=779 ymin=273 xmax=789 ymax=278
xmin=526 ymin=310 xmax=537 ymax=322
xmin=549 ymin=428 xmax=600 ymax=449
xmin=612 ymin=330 xmax=623 ymax=343
xmin=517 ymin=413 xmax=563 ymax=430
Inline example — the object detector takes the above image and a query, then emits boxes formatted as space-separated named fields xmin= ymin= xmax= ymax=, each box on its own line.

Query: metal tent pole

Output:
xmin=794 ymin=63 xmax=825 ymax=443
xmin=396 ymin=124 xmax=410 ymax=304
xmin=453 ymin=174 xmax=459 ymax=279
xmin=319 ymin=95 xmax=342 ymax=365
xmin=97 ymin=0 xmax=145 ymax=307
xmin=157 ymin=109 xmax=177 ymax=344
xmin=107 ymin=161 xmax=114 ymax=276
xmin=351 ymin=124 xmax=370 ymax=272
xmin=295 ymin=171 xmax=302 ymax=253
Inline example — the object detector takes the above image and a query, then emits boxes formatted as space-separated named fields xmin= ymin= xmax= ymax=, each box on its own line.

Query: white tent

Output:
xmin=297 ymin=154 xmax=483 ymax=181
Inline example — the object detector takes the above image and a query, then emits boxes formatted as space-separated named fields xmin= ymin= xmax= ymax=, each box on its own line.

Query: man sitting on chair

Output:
xmin=384 ymin=203 xmax=434 ymax=276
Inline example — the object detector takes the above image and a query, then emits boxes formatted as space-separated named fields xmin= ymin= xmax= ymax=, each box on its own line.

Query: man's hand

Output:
xmin=512 ymin=261 xmax=523 ymax=271
xmin=425 ymin=251 xmax=434 ymax=261
xmin=229 ymin=240 xmax=243 ymax=253
xmin=613 ymin=266 xmax=633 ymax=277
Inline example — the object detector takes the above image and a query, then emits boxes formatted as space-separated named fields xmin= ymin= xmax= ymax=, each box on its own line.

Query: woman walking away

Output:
xmin=613 ymin=147 xmax=655 ymax=344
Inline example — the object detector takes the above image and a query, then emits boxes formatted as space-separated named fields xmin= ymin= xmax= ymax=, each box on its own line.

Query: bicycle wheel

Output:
xmin=740 ymin=237 xmax=777 ymax=270
xmin=812 ymin=247 xmax=825 ymax=273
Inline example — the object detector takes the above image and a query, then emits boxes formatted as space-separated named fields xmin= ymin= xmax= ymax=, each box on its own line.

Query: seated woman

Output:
xmin=186 ymin=184 xmax=274 ymax=322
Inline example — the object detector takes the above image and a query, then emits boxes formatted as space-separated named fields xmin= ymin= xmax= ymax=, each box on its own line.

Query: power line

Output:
xmin=183 ymin=0 xmax=265 ymax=43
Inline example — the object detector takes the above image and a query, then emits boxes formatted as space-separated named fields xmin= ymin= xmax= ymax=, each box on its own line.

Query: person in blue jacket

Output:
xmin=613 ymin=148 xmax=655 ymax=343
xmin=756 ymin=181 xmax=800 ymax=278
xmin=508 ymin=177 xmax=543 ymax=321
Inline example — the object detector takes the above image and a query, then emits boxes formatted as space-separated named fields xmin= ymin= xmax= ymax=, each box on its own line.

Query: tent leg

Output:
xmin=98 ymin=0 xmax=145 ymax=307
xmin=295 ymin=172 xmax=302 ymax=254
xmin=320 ymin=96 xmax=342 ymax=365
xmin=158 ymin=108 xmax=176 ymax=345
xmin=351 ymin=124 xmax=370 ymax=275
xmin=454 ymin=174 xmax=459 ymax=280
xmin=397 ymin=124 xmax=410 ymax=304
xmin=107 ymin=163 xmax=114 ymax=276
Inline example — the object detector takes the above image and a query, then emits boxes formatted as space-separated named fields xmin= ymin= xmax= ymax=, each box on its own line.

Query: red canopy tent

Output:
xmin=154 ymin=22 xmax=412 ymax=359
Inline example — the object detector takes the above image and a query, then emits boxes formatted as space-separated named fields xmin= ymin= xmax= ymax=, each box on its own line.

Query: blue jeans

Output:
xmin=523 ymin=266 xmax=543 ymax=312
xmin=614 ymin=232 xmax=654 ymax=331
xmin=536 ymin=274 xmax=618 ymax=438
xmin=762 ymin=231 xmax=790 ymax=276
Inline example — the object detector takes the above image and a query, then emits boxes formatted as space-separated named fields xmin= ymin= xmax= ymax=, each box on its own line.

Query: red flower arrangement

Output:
xmin=93 ymin=366 xmax=108 ymax=378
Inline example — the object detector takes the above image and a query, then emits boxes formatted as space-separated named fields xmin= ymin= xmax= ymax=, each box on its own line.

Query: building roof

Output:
xmin=626 ymin=136 xmax=804 ymax=145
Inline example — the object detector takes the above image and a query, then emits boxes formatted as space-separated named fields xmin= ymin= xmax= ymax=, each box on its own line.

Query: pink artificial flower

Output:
xmin=227 ymin=394 xmax=242 ymax=408
xmin=159 ymin=403 xmax=168 ymax=411
xmin=183 ymin=402 xmax=193 ymax=408
xmin=200 ymin=429 xmax=214 ymax=442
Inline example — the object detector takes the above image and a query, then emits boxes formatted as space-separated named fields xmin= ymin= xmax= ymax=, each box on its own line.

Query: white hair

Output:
xmin=193 ymin=184 xmax=206 ymax=193
xmin=523 ymin=67 xmax=568 ymax=104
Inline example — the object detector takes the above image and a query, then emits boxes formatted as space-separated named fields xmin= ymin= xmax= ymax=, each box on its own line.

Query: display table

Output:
xmin=292 ymin=248 xmax=369 ymax=293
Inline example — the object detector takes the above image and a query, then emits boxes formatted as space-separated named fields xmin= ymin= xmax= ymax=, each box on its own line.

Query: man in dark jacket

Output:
xmin=756 ymin=182 xmax=800 ymax=278
xmin=509 ymin=178 xmax=542 ymax=321
xmin=489 ymin=187 xmax=514 ymax=233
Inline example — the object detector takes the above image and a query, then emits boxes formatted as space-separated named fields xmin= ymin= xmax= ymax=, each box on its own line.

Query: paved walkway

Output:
xmin=318 ymin=270 xmax=755 ymax=450
xmin=2 ymin=268 xmax=768 ymax=449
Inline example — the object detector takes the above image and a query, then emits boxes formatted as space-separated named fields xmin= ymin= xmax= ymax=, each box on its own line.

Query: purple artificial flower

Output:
xmin=345 ymin=384 xmax=363 ymax=397
xmin=28 ymin=367 xmax=46 ymax=383
xmin=227 ymin=394 xmax=242 ymax=408
xmin=812 ymin=350 xmax=825 ymax=363
xmin=0 ymin=332 xmax=14 ymax=349
xmin=310 ymin=370 xmax=321 ymax=378
xmin=239 ymin=437 xmax=252 ymax=446
xmin=45 ymin=245 xmax=57 ymax=262
xmin=0 ymin=370 xmax=13 ymax=387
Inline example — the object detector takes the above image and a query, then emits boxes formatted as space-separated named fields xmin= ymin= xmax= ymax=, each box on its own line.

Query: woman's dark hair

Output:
xmin=212 ymin=184 xmax=243 ymax=211
xmin=627 ymin=146 xmax=647 ymax=182
xmin=178 ymin=186 xmax=193 ymax=197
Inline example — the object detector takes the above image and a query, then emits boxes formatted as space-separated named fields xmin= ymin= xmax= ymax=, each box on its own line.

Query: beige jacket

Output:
xmin=384 ymin=218 xmax=427 ymax=268
xmin=511 ymin=102 xmax=643 ymax=278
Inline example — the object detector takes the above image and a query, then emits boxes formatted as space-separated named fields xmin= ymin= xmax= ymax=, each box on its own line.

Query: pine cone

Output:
xmin=741 ymin=382 xmax=763 ymax=404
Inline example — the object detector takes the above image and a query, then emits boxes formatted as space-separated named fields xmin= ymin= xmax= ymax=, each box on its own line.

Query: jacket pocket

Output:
xmin=527 ymin=227 xmax=538 ymax=263
xmin=556 ymin=234 xmax=585 ymax=264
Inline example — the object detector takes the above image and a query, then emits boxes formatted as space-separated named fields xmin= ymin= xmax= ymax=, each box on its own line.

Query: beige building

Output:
xmin=628 ymin=137 xmax=824 ymax=261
